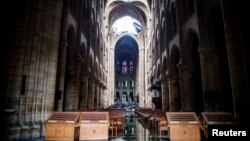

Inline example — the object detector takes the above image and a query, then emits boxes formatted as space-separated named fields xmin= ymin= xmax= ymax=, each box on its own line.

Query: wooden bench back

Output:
xmin=166 ymin=112 xmax=200 ymax=125
xmin=46 ymin=112 xmax=80 ymax=123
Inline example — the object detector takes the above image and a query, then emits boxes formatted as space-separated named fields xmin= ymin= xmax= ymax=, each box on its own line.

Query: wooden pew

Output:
xmin=45 ymin=112 xmax=80 ymax=141
xmin=79 ymin=111 xmax=109 ymax=140
xmin=166 ymin=112 xmax=201 ymax=141
xmin=201 ymin=112 xmax=237 ymax=138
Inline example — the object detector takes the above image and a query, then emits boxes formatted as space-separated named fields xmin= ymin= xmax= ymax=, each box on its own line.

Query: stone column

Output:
xmin=2 ymin=0 xmax=64 ymax=139
xmin=108 ymin=48 xmax=115 ymax=106
xmin=138 ymin=48 xmax=145 ymax=107
xmin=199 ymin=47 xmax=221 ymax=111
xmin=102 ymin=88 xmax=107 ymax=108
xmin=161 ymin=79 xmax=170 ymax=111
xmin=180 ymin=72 xmax=194 ymax=111
xmin=221 ymin=0 xmax=250 ymax=124
xmin=87 ymin=79 xmax=95 ymax=109
xmin=98 ymin=85 xmax=103 ymax=108
xmin=168 ymin=76 xmax=180 ymax=111
xmin=55 ymin=0 xmax=69 ymax=111
xmin=80 ymin=76 xmax=88 ymax=110
xmin=94 ymin=82 xmax=100 ymax=109
xmin=55 ymin=42 xmax=68 ymax=111
xmin=178 ymin=64 xmax=195 ymax=111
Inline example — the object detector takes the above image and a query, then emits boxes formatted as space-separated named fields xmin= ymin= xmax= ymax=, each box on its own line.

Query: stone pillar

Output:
xmin=87 ymin=79 xmax=95 ymax=109
xmin=108 ymin=48 xmax=115 ymax=106
xmin=98 ymin=85 xmax=103 ymax=108
xmin=199 ymin=47 xmax=221 ymax=111
xmin=94 ymin=82 xmax=100 ymax=109
xmin=55 ymin=0 xmax=70 ymax=112
xmin=2 ymin=0 xmax=64 ymax=139
xmin=178 ymin=64 xmax=195 ymax=111
xmin=80 ymin=76 xmax=88 ymax=110
xmin=138 ymin=48 xmax=145 ymax=107
xmin=161 ymin=79 xmax=170 ymax=111
xmin=221 ymin=0 xmax=250 ymax=124
xmin=74 ymin=60 xmax=81 ymax=111
xmin=55 ymin=42 xmax=67 ymax=111
xmin=169 ymin=76 xmax=180 ymax=111
xmin=102 ymin=88 xmax=107 ymax=108
xmin=64 ymin=62 xmax=77 ymax=111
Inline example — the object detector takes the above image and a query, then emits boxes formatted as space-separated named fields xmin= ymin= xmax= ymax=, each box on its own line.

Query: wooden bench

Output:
xmin=166 ymin=112 xmax=200 ymax=141
xmin=45 ymin=112 xmax=80 ymax=141
xmin=79 ymin=112 xmax=109 ymax=140
xmin=201 ymin=112 xmax=237 ymax=138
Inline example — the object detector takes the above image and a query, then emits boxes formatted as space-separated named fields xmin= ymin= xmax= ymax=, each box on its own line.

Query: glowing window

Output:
xmin=122 ymin=61 xmax=127 ymax=75
xmin=129 ymin=61 xmax=133 ymax=72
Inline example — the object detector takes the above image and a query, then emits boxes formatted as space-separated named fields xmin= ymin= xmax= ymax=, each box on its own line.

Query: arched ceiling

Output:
xmin=115 ymin=35 xmax=138 ymax=61
xmin=105 ymin=0 xmax=150 ymax=29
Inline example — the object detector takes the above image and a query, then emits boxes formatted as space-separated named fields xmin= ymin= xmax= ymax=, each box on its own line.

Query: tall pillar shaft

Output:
xmin=221 ymin=0 xmax=250 ymax=123
xmin=98 ymin=86 xmax=103 ymax=108
xmin=80 ymin=76 xmax=88 ymax=110
xmin=199 ymin=47 xmax=222 ymax=111
xmin=161 ymin=80 xmax=169 ymax=111
xmin=179 ymin=66 xmax=195 ymax=111
xmin=169 ymin=77 xmax=180 ymax=111
xmin=55 ymin=43 xmax=67 ymax=111
xmin=55 ymin=0 xmax=69 ymax=112
xmin=87 ymin=80 xmax=95 ymax=109
xmin=94 ymin=83 xmax=99 ymax=109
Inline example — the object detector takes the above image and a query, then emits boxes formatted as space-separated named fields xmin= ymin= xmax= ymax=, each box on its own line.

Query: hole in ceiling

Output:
xmin=111 ymin=16 xmax=142 ymax=36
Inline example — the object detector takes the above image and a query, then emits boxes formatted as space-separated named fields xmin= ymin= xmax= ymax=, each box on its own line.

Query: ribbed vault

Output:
xmin=105 ymin=0 xmax=150 ymax=32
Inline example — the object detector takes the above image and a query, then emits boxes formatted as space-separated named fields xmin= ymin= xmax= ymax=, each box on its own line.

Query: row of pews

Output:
xmin=45 ymin=109 xmax=126 ymax=140
xmin=136 ymin=109 xmax=237 ymax=141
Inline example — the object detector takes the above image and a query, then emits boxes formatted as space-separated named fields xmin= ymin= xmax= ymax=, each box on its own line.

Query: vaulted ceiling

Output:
xmin=105 ymin=0 xmax=150 ymax=32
